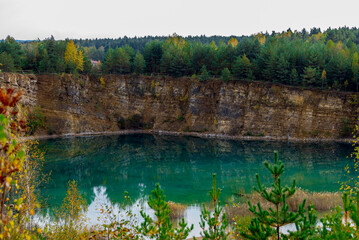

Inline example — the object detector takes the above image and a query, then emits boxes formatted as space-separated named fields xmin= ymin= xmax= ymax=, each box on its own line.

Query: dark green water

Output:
xmin=38 ymin=134 xmax=353 ymax=209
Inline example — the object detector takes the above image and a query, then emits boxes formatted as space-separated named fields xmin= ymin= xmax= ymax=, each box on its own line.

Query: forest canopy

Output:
xmin=1 ymin=27 xmax=359 ymax=91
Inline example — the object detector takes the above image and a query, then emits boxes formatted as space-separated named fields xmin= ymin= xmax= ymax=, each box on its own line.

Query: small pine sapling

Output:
xmin=287 ymin=204 xmax=318 ymax=239
xmin=197 ymin=173 xmax=229 ymax=240
xmin=319 ymin=206 xmax=354 ymax=239
xmin=242 ymin=151 xmax=306 ymax=240
xmin=137 ymin=183 xmax=193 ymax=239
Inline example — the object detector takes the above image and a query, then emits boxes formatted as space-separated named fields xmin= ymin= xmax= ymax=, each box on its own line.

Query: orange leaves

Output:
xmin=0 ymin=89 xmax=22 ymax=115
xmin=0 ymin=88 xmax=27 ymax=236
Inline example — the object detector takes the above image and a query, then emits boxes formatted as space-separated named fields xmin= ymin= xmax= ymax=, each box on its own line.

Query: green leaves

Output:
xmin=242 ymin=151 xmax=304 ymax=240
xmin=199 ymin=65 xmax=209 ymax=82
xmin=137 ymin=183 xmax=193 ymax=240
xmin=199 ymin=173 xmax=229 ymax=240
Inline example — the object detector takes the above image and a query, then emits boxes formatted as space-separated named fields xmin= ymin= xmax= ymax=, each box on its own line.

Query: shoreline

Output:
xmin=28 ymin=129 xmax=354 ymax=143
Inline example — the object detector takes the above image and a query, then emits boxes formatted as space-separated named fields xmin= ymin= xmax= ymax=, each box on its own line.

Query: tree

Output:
xmin=326 ymin=40 xmax=335 ymax=49
xmin=61 ymin=180 xmax=87 ymax=226
xmin=0 ymin=52 xmax=15 ymax=72
xmin=241 ymin=151 xmax=306 ymax=240
xmin=144 ymin=40 xmax=163 ymax=73
xmin=199 ymin=65 xmax=210 ymax=82
xmin=75 ymin=50 xmax=84 ymax=72
xmin=45 ymin=36 xmax=57 ymax=72
xmin=117 ymin=48 xmax=131 ymax=74
xmin=197 ymin=174 xmax=229 ymax=239
xmin=215 ymin=42 xmax=236 ymax=75
xmin=352 ymin=52 xmax=359 ymax=91
xmin=85 ymin=46 xmax=105 ymax=61
xmin=64 ymin=41 xmax=77 ymax=66
xmin=221 ymin=67 xmax=231 ymax=83
xmin=0 ymin=36 xmax=23 ymax=70
xmin=302 ymin=67 xmax=318 ymax=87
xmin=102 ymin=48 xmax=115 ymax=73
xmin=228 ymin=37 xmax=238 ymax=47
xmin=160 ymin=35 xmax=191 ymax=77
xmin=137 ymin=184 xmax=193 ymax=239
xmin=233 ymin=54 xmax=253 ymax=80
xmin=289 ymin=68 xmax=299 ymax=85
xmin=321 ymin=69 xmax=327 ymax=89
xmin=102 ymin=47 xmax=131 ymax=74
xmin=276 ymin=54 xmax=290 ymax=84
xmin=133 ymin=51 xmax=146 ymax=74
xmin=64 ymin=40 xmax=84 ymax=72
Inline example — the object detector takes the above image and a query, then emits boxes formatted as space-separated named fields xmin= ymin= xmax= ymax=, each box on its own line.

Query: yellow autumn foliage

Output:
xmin=64 ymin=40 xmax=84 ymax=72
xmin=228 ymin=38 xmax=238 ymax=47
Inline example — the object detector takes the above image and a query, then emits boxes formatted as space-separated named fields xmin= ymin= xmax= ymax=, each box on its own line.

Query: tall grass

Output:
xmin=226 ymin=188 xmax=341 ymax=223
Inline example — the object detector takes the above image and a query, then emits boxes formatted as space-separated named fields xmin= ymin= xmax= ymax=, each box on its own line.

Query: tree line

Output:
xmin=1 ymin=27 xmax=359 ymax=91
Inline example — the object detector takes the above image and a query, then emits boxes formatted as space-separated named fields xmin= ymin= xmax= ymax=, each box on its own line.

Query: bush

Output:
xmin=27 ymin=106 xmax=46 ymax=135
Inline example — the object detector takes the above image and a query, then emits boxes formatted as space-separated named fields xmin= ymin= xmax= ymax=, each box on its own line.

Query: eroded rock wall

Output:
xmin=2 ymin=73 xmax=359 ymax=139
xmin=0 ymin=73 xmax=37 ymax=106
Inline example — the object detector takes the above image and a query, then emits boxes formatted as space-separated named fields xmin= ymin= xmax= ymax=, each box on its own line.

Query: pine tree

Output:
xmin=321 ymin=69 xmax=327 ymax=89
xmin=221 ymin=67 xmax=231 ymax=83
xmin=144 ymin=40 xmax=163 ymax=73
xmin=137 ymin=184 xmax=193 ymax=239
xmin=276 ymin=55 xmax=290 ymax=84
xmin=289 ymin=68 xmax=299 ymax=85
xmin=233 ymin=54 xmax=253 ymax=80
xmin=0 ymin=52 xmax=15 ymax=72
xmin=241 ymin=151 xmax=306 ymax=240
xmin=288 ymin=204 xmax=318 ymax=239
xmin=302 ymin=67 xmax=318 ymax=87
xmin=352 ymin=52 xmax=359 ymax=92
xmin=199 ymin=65 xmax=210 ymax=82
xmin=197 ymin=174 xmax=229 ymax=240
xmin=117 ymin=48 xmax=131 ymax=74
xmin=133 ymin=51 xmax=146 ymax=74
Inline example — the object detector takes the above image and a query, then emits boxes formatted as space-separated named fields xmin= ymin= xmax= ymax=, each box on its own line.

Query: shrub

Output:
xmin=0 ymin=88 xmax=39 ymax=238
xmin=27 ymin=106 xmax=46 ymax=135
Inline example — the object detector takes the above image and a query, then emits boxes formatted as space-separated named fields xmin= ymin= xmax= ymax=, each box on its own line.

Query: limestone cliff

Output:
xmin=1 ymin=73 xmax=359 ymax=139
xmin=0 ymin=73 xmax=37 ymax=107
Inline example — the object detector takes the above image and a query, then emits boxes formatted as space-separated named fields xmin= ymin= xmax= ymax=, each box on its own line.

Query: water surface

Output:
xmin=37 ymin=134 xmax=354 ymax=234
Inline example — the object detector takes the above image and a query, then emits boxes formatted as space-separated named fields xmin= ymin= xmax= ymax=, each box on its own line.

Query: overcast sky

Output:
xmin=0 ymin=0 xmax=358 ymax=40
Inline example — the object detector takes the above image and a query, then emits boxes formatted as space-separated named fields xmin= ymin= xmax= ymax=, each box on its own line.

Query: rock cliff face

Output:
xmin=1 ymin=73 xmax=359 ymax=139
xmin=0 ymin=73 xmax=37 ymax=107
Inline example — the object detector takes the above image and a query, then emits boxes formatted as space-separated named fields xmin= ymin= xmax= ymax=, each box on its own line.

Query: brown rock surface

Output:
xmin=2 ymin=73 xmax=359 ymax=139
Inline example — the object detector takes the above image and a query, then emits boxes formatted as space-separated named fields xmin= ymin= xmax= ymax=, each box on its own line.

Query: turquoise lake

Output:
xmin=37 ymin=134 xmax=355 ymax=234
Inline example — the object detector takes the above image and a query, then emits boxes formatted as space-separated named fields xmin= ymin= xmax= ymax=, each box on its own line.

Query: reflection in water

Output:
xmin=36 ymin=185 xmax=203 ymax=236
xmin=85 ymin=186 xmax=203 ymax=236
xmin=37 ymin=134 xmax=354 ymax=234
xmin=85 ymin=186 xmax=145 ymax=228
